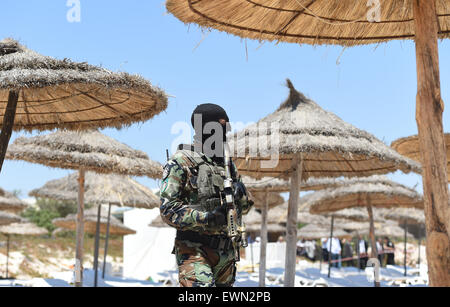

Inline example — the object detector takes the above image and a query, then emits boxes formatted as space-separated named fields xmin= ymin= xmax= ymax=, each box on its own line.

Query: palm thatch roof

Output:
xmin=0 ymin=222 xmax=47 ymax=236
xmin=166 ymin=1 xmax=450 ymax=47
xmin=392 ymin=134 xmax=450 ymax=182
xmin=381 ymin=208 xmax=425 ymax=225
xmin=149 ymin=214 xmax=169 ymax=228
xmin=243 ymin=208 xmax=262 ymax=225
xmin=53 ymin=208 xmax=135 ymax=236
xmin=321 ymin=208 xmax=385 ymax=223
xmin=297 ymin=224 xmax=350 ymax=240
xmin=243 ymin=175 xmax=340 ymax=193
xmin=354 ymin=223 xmax=413 ymax=239
xmin=246 ymin=223 xmax=285 ymax=233
xmin=306 ymin=178 xmax=423 ymax=214
xmin=0 ymin=38 xmax=168 ymax=131
xmin=0 ymin=211 xmax=23 ymax=226
xmin=0 ymin=187 xmax=28 ymax=213
xmin=29 ymin=172 xmax=160 ymax=209
xmin=6 ymin=130 xmax=163 ymax=178
xmin=249 ymin=191 xmax=284 ymax=209
xmin=230 ymin=80 xmax=420 ymax=180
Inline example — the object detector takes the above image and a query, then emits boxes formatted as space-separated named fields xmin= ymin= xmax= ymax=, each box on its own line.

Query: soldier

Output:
xmin=160 ymin=103 xmax=253 ymax=287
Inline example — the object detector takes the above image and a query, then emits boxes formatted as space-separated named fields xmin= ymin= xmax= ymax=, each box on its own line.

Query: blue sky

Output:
xmin=0 ymin=0 xmax=448 ymax=198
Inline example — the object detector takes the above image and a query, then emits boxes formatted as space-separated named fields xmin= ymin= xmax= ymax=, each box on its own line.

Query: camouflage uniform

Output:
xmin=160 ymin=145 xmax=253 ymax=287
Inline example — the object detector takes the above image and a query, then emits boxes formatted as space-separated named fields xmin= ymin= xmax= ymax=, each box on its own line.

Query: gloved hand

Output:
xmin=233 ymin=181 xmax=247 ymax=201
xmin=206 ymin=205 xmax=227 ymax=227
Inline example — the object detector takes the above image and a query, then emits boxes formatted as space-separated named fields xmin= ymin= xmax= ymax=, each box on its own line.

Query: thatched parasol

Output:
xmin=53 ymin=208 xmax=135 ymax=236
xmin=392 ymin=134 xmax=450 ymax=182
xmin=243 ymin=175 xmax=342 ymax=286
xmin=6 ymin=130 xmax=163 ymax=178
xmin=0 ymin=211 xmax=23 ymax=226
xmin=0 ymin=187 xmax=27 ymax=213
xmin=149 ymin=214 xmax=169 ymax=228
xmin=166 ymin=0 xmax=450 ymax=286
xmin=30 ymin=170 xmax=159 ymax=284
xmin=16 ymin=130 xmax=162 ymax=287
xmin=0 ymin=38 xmax=168 ymax=172
xmin=0 ymin=222 xmax=47 ymax=278
xmin=298 ymin=224 xmax=349 ymax=240
xmin=246 ymin=223 xmax=285 ymax=234
xmin=229 ymin=80 xmax=419 ymax=287
xmin=0 ymin=38 xmax=167 ymax=286
xmin=29 ymin=171 xmax=160 ymax=209
xmin=355 ymin=224 xmax=413 ymax=240
xmin=306 ymin=178 xmax=423 ymax=266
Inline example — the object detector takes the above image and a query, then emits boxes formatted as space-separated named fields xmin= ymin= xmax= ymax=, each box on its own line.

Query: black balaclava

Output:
xmin=191 ymin=103 xmax=229 ymax=163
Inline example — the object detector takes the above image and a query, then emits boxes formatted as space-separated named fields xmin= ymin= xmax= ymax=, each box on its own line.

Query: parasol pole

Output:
xmin=75 ymin=168 xmax=85 ymax=287
xmin=327 ymin=215 xmax=334 ymax=278
xmin=0 ymin=90 xmax=19 ymax=173
xmin=259 ymin=189 xmax=269 ymax=287
xmin=413 ymin=0 xmax=450 ymax=286
xmin=5 ymin=234 xmax=10 ymax=279
xmin=355 ymin=233 xmax=361 ymax=272
xmin=284 ymin=154 xmax=302 ymax=287
xmin=102 ymin=203 xmax=112 ymax=279
xmin=250 ymin=237 xmax=254 ymax=273
xmin=93 ymin=204 xmax=101 ymax=287
xmin=366 ymin=196 xmax=378 ymax=260
xmin=404 ymin=219 xmax=408 ymax=277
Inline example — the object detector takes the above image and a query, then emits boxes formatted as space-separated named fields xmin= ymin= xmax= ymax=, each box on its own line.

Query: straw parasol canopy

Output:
xmin=246 ymin=223 xmax=285 ymax=233
xmin=392 ymin=134 xmax=450 ymax=182
xmin=0 ymin=211 xmax=23 ymax=226
xmin=306 ymin=180 xmax=423 ymax=215
xmin=53 ymin=208 xmax=135 ymax=236
xmin=230 ymin=80 xmax=420 ymax=180
xmin=355 ymin=223 xmax=414 ymax=240
xmin=381 ymin=208 xmax=426 ymax=225
xmin=0 ymin=187 xmax=27 ymax=213
xmin=250 ymin=191 xmax=284 ymax=210
xmin=29 ymin=172 xmax=160 ymax=209
xmin=166 ymin=1 xmax=450 ymax=47
xmin=243 ymin=175 xmax=346 ymax=193
xmin=0 ymin=38 xmax=168 ymax=132
xmin=321 ymin=208 xmax=385 ymax=223
xmin=149 ymin=214 xmax=169 ymax=228
xmin=298 ymin=224 xmax=350 ymax=240
xmin=0 ymin=222 xmax=47 ymax=236
xmin=6 ymin=130 xmax=163 ymax=178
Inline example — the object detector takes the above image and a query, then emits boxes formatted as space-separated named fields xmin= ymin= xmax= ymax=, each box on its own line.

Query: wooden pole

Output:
xmin=0 ymin=90 xmax=19 ymax=173
xmin=5 ymin=234 xmax=9 ymax=279
xmin=404 ymin=220 xmax=408 ymax=277
xmin=75 ymin=168 xmax=85 ymax=287
xmin=259 ymin=189 xmax=269 ymax=287
xmin=327 ymin=215 xmax=334 ymax=278
xmin=283 ymin=155 xmax=302 ymax=287
xmin=356 ymin=234 xmax=361 ymax=271
xmin=366 ymin=199 xmax=378 ymax=259
xmin=93 ymin=205 xmax=101 ymax=287
xmin=413 ymin=0 xmax=450 ymax=287
xmin=102 ymin=203 xmax=112 ymax=279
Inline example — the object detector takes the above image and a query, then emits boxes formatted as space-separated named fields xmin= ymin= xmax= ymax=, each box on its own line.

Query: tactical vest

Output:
xmin=178 ymin=149 xmax=227 ymax=213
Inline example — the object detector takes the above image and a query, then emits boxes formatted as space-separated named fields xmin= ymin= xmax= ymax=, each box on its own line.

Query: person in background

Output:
xmin=321 ymin=238 xmax=329 ymax=265
xmin=384 ymin=236 xmax=395 ymax=265
xmin=376 ymin=237 xmax=384 ymax=266
xmin=358 ymin=235 xmax=369 ymax=269
xmin=326 ymin=237 xmax=342 ymax=268
xmin=304 ymin=240 xmax=316 ymax=261
xmin=341 ymin=238 xmax=354 ymax=267
xmin=297 ymin=238 xmax=306 ymax=256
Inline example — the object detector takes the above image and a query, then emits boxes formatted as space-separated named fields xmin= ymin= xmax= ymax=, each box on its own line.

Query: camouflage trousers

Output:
xmin=174 ymin=239 xmax=236 ymax=287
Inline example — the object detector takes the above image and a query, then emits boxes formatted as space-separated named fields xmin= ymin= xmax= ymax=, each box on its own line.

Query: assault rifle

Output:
xmin=223 ymin=143 xmax=248 ymax=261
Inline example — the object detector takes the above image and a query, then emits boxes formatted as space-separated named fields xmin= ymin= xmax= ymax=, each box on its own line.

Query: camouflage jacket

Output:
xmin=160 ymin=146 xmax=253 ymax=236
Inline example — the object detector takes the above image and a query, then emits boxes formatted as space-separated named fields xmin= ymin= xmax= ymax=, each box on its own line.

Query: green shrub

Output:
xmin=21 ymin=198 xmax=78 ymax=233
